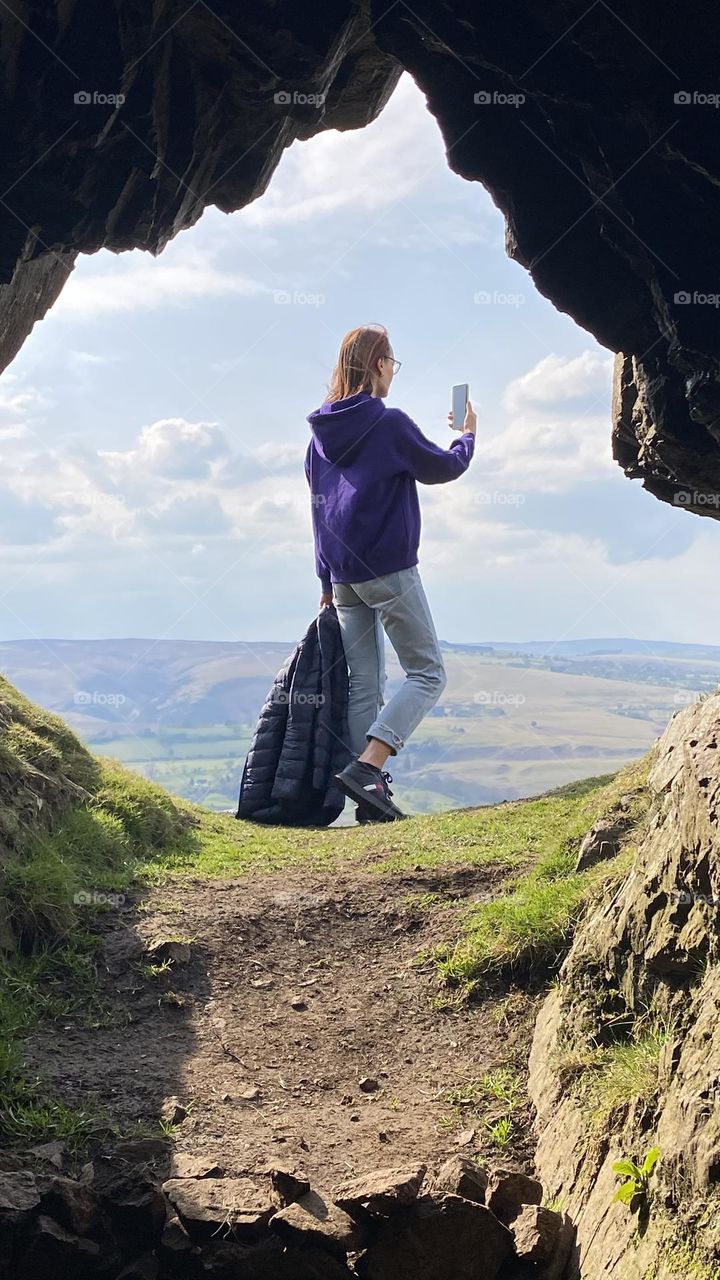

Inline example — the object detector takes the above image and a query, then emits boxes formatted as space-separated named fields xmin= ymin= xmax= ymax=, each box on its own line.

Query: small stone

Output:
xmin=333 ymin=1164 xmax=426 ymax=1217
xmin=269 ymin=1167 xmax=311 ymax=1207
xmin=163 ymin=1177 xmax=274 ymax=1242
xmin=0 ymin=1170 xmax=40 ymax=1213
xmin=27 ymin=1140 xmax=65 ymax=1169
xmin=167 ymin=1153 xmax=223 ymax=1179
xmin=291 ymin=997 xmax=308 ymax=1011
xmin=40 ymin=1176 xmax=101 ymax=1237
xmin=575 ymin=816 xmax=628 ymax=872
xmin=160 ymin=1097 xmax=188 ymax=1126
xmin=510 ymin=1203 xmax=563 ymax=1262
xmin=485 ymin=1168 xmax=543 ymax=1226
xmin=31 ymin=1215 xmax=101 ymax=1261
xmin=159 ymin=1211 xmax=192 ymax=1255
xmin=271 ymin=1190 xmax=367 ymax=1258
xmin=429 ymin=1156 xmax=488 ymax=1204
xmin=455 ymin=1129 xmax=476 ymax=1147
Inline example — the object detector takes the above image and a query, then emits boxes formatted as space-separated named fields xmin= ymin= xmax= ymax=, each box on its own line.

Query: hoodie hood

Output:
xmin=306 ymin=391 xmax=386 ymax=465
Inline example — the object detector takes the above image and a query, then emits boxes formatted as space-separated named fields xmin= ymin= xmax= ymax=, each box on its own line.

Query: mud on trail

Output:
xmin=23 ymin=857 xmax=542 ymax=1184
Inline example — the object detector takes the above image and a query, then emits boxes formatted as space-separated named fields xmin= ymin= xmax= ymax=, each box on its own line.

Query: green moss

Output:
xmin=645 ymin=1238 xmax=720 ymax=1280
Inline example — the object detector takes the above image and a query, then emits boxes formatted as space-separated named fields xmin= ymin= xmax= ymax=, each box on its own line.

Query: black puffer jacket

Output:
xmin=236 ymin=604 xmax=352 ymax=826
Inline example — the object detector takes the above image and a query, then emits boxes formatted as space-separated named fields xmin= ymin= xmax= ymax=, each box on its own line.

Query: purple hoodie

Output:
xmin=305 ymin=392 xmax=475 ymax=591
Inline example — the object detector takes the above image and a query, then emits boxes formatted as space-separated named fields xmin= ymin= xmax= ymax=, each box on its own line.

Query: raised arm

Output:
xmin=391 ymin=405 xmax=476 ymax=484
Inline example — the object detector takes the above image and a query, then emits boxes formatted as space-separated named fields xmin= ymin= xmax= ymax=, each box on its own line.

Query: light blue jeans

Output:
xmin=332 ymin=565 xmax=447 ymax=757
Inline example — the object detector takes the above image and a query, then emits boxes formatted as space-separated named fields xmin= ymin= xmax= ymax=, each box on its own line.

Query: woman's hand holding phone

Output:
xmin=448 ymin=398 xmax=476 ymax=436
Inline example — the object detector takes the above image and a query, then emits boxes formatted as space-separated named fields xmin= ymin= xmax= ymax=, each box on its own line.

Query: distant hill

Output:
xmin=444 ymin=638 xmax=720 ymax=660
xmin=0 ymin=636 xmax=715 ymax=814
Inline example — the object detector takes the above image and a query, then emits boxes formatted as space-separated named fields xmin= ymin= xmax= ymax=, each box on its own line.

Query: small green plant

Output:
xmin=140 ymin=959 xmax=173 ymax=979
xmin=543 ymin=1192 xmax=565 ymax=1213
xmin=612 ymin=1146 xmax=660 ymax=1212
xmin=485 ymin=1116 xmax=513 ymax=1149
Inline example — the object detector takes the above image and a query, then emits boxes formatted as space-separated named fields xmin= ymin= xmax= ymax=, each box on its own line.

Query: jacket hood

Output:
xmin=306 ymin=391 xmax=386 ymax=465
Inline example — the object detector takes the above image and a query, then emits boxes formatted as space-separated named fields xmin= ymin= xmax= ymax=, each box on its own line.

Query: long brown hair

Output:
xmin=325 ymin=324 xmax=391 ymax=402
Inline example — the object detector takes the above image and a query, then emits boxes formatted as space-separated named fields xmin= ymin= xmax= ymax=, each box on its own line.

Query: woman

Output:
xmin=305 ymin=323 xmax=476 ymax=823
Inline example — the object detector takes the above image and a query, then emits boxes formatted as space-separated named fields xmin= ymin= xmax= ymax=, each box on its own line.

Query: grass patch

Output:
xmin=0 ymin=681 xmax=208 ymax=1146
xmin=433 ymin=758 xmax=651 ymax=990
xmin=581 ymin=1016 xmax=673 ymax=1128
xmin=440 ymin=1066 xmax=525 ymax=1150
xmin=445 ymin=1066 xmax=522 ymax=1112
xmin=0 ymin=936 xmax=114 ymax=1149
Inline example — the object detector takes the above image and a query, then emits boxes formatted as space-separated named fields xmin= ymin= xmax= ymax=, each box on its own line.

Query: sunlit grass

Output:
xmin=433 ymin=759 xmax=651 ymax=988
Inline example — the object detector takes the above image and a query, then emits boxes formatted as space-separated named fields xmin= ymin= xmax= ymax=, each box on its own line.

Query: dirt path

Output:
xmin=24 ymin=856 xmax=542 ymax=1186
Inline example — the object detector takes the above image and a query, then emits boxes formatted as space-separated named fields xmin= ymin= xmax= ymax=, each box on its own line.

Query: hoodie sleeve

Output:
xmin=304 ymin=443 xmax=332 ymax=594
xmin=391 ymin=410 xmax=475 ymax=484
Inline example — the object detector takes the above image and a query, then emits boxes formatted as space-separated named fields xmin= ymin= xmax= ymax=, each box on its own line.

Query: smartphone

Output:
xmin=451 ymin=383 xmax=469 ymax=431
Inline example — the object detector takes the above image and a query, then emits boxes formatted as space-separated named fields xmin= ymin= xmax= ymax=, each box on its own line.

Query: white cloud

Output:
xmin=503 ymin=351 xmax=612 ymax=415
xmin=54 ymin=244 xmax=270 ymax=319
xmin=238 ymin=73 xmax=443 ymax=228
xmin=420 ymin=518 xmax=720 ymax=646
xmin=473 ymin=350 xmax=615 ymax=492
xmin=68 ymin=351 xmax=120 ymax=365
xmin=100 ymin=419 xmax=231 ymax=479
xmin=138 ymin=493 xmax=233 ymax=536
xmin=0 ymin=373 xmax=50 ymax=439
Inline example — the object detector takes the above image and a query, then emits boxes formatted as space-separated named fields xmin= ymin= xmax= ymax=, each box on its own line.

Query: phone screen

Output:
xmin=452 ymin=383 xmax=469 ymax=429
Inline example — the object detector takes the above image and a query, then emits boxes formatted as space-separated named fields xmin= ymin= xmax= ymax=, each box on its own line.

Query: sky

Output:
xmin=0 ymin=72 xmax=714 ymax=646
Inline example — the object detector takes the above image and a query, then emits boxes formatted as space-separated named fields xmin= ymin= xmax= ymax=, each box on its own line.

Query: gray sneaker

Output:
xmin=334 ymin=759 xmax=407 ymax=822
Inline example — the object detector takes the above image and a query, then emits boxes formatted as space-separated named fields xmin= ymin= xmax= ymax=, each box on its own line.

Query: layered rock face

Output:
xmin=0 ymin=3 xmax=718 ymax=511
xmin=528 ymin=694 xmax=720 ymax=1277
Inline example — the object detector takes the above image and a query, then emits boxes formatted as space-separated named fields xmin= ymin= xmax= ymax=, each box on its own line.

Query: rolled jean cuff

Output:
xmin=367 ymin=719 xmax=404 ymax=754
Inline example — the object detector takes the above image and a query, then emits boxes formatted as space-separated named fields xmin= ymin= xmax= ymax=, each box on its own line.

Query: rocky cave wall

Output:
xmin=528 ymin=694 xmax=720 ymax=1278
xmin=0 ymin=0 xmax=719 ymax=511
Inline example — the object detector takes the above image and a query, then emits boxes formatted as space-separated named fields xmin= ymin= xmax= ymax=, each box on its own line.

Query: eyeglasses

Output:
xmin=382 ymin=356 xmax=401 ymax=373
